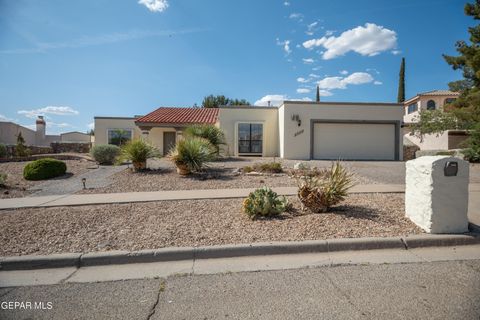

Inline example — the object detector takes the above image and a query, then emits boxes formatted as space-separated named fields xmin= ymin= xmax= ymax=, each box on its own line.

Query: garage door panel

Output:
xmin=313 ymin=123 xmax=395 ymax=160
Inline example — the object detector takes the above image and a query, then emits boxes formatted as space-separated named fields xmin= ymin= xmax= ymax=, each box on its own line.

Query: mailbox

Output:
xmin=444 ymin=161 xmax=458 ymax=176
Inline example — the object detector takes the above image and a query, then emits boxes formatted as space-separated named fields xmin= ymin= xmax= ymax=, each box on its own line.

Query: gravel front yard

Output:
xmin=0 ymin=159 xmax=94 ymax=198
xmin=77 ymin=158 xmax=374 ymax=194
xmin=0 ymin=193 xmax=422 ymax=256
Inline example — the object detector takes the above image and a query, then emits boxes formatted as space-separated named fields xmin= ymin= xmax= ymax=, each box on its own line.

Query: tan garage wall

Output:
xmin=218 ymin=107 xmax=279 ymax=157
xmin=94 ymin=117 xmax=142 ymax=145
xmin=280 ymin=101 xmax=403 ymax=160
xmin=145 ymin=127 xmax=177 ymax=156
xmin=313 ymin=123 xmax=396 ymax=160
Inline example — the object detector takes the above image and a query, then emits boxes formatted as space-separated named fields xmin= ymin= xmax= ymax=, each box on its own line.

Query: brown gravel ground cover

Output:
xmin=0 ymin=193 xmax=422 ymax=256
xmin=0 ymin=159 xmax=94 ymax=198
xmin=77 ymin=160 xmax=374 ymax=194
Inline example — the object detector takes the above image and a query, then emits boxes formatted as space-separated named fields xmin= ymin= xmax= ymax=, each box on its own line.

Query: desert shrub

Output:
xmin=463 ymin=123 xmax=480 ymax=163
xmin=184 ymin=125 xmax=225 ymax=154
xmin=168 ymin=137 xmax=216 ymax=174
xmin=0 ymin=144 xmax=7 ymax=158
xmin=0 ymin=172 xmax=7 ymax=186
xmin=23 ymin=158 xmax=67 ymax=181
xmin=242 ymin=186 xmax=289 ymax=219
xmin=243 ymin=162 xmax=283 ymax=174
xmin=15 ymin=132 xmax=30 ymax=157
xmin=118 ymin=139 xmax=160 ymax=170
xmin=297 ymin=161 xmax=355 ymax=213
xmin=91 ymin=144 xmax=120 ymax=165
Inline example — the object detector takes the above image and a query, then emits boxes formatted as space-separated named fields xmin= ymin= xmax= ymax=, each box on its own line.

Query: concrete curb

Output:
xmin=1 ymin=233 xmax=479 ymax=271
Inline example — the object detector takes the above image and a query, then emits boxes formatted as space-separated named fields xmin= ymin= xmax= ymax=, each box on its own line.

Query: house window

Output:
xmin=238 ymin=123 xmax=263 ymax=154
xmin=407 ymin=103 xmax=418 ymax=114
xmin=108 ymin=129 xmax=132 ymax=146
xmin=427 ymin=100 xmax=436 ymax=110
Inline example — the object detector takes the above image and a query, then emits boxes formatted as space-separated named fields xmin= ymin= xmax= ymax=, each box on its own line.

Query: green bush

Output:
xmin=118 ymin=139 xmax=160 ymax=171
xmin=0 ymin=144 xmax=7 ymax=158
xmin=0 ymin=172 xmax=7 ymax=186
xmin=436 ymin=151 xmax=455 ymax=156
xmin=242 ymin=186 xmax=289 ymax=219
xmin=463 ymin=123 xmax=480 ymax=163
xmin=168 ymin=137 xmax=216 ymax=174
xmin=184 ymin=125 xmax=226 ymax=154
xmin=91 ymin=144 xmax=120 ymax=165
xmin=23 ymin=158 xmax=67 ymax=181
xmin=243 ymin=162 xmax=283 ymax=173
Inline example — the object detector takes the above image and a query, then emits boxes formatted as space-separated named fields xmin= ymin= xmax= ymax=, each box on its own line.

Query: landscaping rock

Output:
xmin=294 ymin=162 xmax=309 ymax=170
xmin=246 ymin=171 xmax=263 ymax=176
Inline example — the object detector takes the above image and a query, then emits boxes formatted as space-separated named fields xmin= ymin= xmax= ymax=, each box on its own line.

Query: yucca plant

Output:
xmin=168 ymin=137 xmax=216 ymax=175
xmin=297 ymin=161 xmax=356 ymax=213
xmin=183 ymin=125 xmax=226 ymax=154
xmin=242 ymin=186 xmax=289 ymax=219
xmin=118 ymin=139 xmax=160 ymax=171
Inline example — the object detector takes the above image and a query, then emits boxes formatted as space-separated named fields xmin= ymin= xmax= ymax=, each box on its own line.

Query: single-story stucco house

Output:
xmin=94 ymin=100 xmax=404 ymax=161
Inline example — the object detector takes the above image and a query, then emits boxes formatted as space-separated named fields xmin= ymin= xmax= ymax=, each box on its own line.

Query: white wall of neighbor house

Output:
xmin=278 ymin=105 xmax=285 ymax=158
xmin=218 ymin=107 xmax=279 ymax=157
xmin=0 ymin=122 xmax=37 ymax=145
xmin=404 ymin=95 xmax=458 ymax=123
xmin=94 ymin=117 xmax=142 ymax=145
xmin=280 ymin=102 xmax=404 ymax=160
xmin=60 ymin=132 xmax=91 ymax=143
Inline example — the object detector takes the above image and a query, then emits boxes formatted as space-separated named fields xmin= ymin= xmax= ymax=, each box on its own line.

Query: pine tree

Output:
xmin=397 ymin=57 xmax=405 ymax=103
xmin=316 ymin=85 xmax=320 ymax=102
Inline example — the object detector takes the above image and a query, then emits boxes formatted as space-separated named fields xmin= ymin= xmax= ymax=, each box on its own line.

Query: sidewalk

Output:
xmin=0 ymin=184 xmax=479 ymax=210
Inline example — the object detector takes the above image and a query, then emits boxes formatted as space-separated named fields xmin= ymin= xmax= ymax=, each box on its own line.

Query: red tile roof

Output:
xmin=135 ymin=107 xmax=219 ymax=125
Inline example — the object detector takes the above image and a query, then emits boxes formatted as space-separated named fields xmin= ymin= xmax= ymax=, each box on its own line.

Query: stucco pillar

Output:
xmin=405 ymin=156 xmax=469 ymax=233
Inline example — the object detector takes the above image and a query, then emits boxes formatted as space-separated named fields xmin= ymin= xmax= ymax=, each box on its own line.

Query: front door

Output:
xmin=163 ymin=132 xmax=176 ymax=155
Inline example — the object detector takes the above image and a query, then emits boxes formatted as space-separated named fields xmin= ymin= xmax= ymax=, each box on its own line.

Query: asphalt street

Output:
xmin=1 ymin=259 xmax=479 ymax=320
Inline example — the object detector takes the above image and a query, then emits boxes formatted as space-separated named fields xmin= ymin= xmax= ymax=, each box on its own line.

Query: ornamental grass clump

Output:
xmin=242 ymin=186 xmax=289 ymax=219
xmin=296 ymin=161 xmax=356 ymax=213
xmin=118 ymin=139 xmax=160 ymax=171
xmin=168 ymin=137 xmax=216 ymax=175
xmin=183 ymin=124 xmax=226 ymax=154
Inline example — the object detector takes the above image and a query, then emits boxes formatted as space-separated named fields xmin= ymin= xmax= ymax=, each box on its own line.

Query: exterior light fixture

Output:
xmin=82 ymin=178 xmax=87 ymax=189
xmin=291 ymin=114 xmax=301 ymax=127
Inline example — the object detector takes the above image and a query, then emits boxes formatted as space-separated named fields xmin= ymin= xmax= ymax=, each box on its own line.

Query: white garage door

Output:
xmin=313 ymin=122 xmax=396 ymax=160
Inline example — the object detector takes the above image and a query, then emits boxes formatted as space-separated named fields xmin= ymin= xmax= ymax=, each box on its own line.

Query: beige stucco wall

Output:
xmin=218 ymin=107 xmax=279 ymax=157
xmin=404 ymin=94 xmax=458 ymax=123
xmin=94 ymin=117 xmax=142 ymax=145
xmin=280 ymin=102 xmax=404 ymax=160
xmin=144 ymin=127 xmax=178 ymax=155
xmin=60 ymin=132 xmax=91 ymax=143
xmin=0 ymin=122 xmax=36 ymax=145
xmin=278 ymin=105 xmax=285 ymax=158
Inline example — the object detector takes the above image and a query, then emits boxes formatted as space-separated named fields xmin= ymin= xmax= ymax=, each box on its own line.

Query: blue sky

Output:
xmin=0 ymin=0 xmax=471 ymax=134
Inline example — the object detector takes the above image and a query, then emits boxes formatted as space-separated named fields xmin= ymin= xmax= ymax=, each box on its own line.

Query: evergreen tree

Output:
xmin=15 ymin=132 xmax=29 ymax=157
xmin=397 ymin=57 xmax=405 ymax=103
xmin=316 ymin=85 xmax=320 ymax=102
xmin=201 ymin=95 xmax=250 ymax=108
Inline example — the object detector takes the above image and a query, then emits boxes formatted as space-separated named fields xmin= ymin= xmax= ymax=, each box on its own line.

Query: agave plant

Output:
xmin=168 ymin=137 xmax=216 ymax=175
xmin=183 ymin=125 xmax=226 ymax=154
xmin=297 ymin=161 xmax=356 ymax=213
xmin=118 ymin=139 xmax=160 ymax=171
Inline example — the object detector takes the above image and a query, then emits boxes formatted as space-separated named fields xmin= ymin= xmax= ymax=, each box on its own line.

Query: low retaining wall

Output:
xmin=51 ymin=142 xmax=90 ymax=153
xmin=3 ymin=145 xmax=53 ymax=157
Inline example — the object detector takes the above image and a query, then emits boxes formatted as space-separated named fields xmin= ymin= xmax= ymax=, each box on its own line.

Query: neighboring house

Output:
xmin=95 ymin=101 xmax=404 ymax=161
xmin=403 ymin=90 xmax=460 ymax=124
xmin=402 ymin=90 xmax=467 ymax=151
xmin=0 ymin=116 xmax=91 ymax=146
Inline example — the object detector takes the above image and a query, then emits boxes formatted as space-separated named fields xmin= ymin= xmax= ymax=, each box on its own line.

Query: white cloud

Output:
xmin=87 ymin=122 xmax=94 ymax=130
xmin=339 ymin=70 xmax=348 ymax=75
xmin=302 ymin=58 xmax=314 ymax=64
xmin=317 ymin=72 xmax=374 ymax=90
xmin=276 ymin=38 xmax=291 ymax=55
xmin=296 ymin=88 xmax=311 ymax=94
xmin=303 ymin=23 xmax=397 ymax=60
xmin=297 ymin=77 xmax=310 ymax=83
xmin=366 ymin=68 xmax=380 ymax=74
xmin=138 ymin=0 xmax=169 ymax=12
xmin=306 ymin=22 xmax=319 ymax=35
xmin=0 ymin=114 xmax=14 ymax=122
xmin=254 ymin=94 xmax=287 ymax=107
xmin=289 ymin=13 xmax=303 ymax=20
xmin=18 ymin=106 xmax=79 ymax=119
xmin=373 ymin=80 xmax=383 ymax=85
xmin=309 ymin=73 xmax=320 ymax=78
xmin=391 ymin=50 xmax=401 ymax=55
xmin=319 ymin=90 xmax=333 ymax=97
xmin=284 ymin=1 xmax=290 ymax=6
xmin=49 ymin=122 xmax=72 ymax=128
